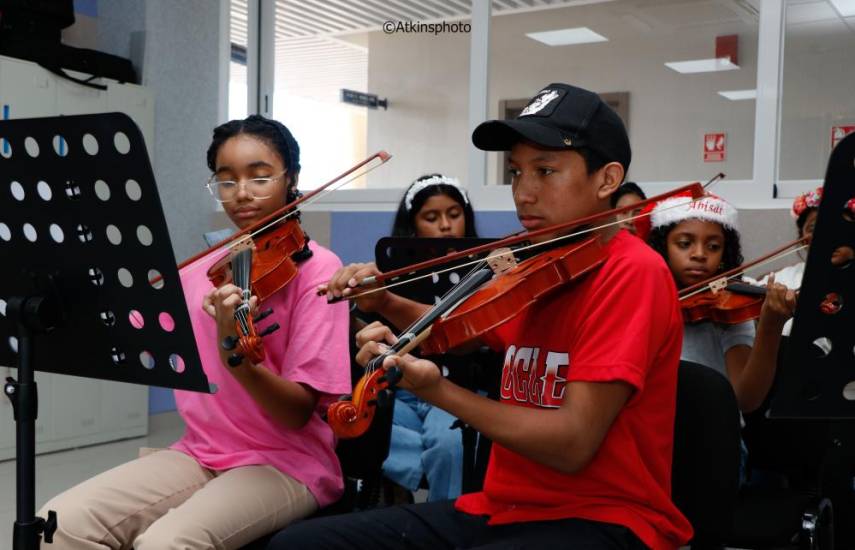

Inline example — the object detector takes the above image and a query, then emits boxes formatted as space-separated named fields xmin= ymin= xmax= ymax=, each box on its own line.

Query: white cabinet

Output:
xmin=0 ymin=55 xmax=152 ymax=461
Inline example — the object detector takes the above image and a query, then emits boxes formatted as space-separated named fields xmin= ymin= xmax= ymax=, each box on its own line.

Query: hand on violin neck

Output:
xmin=354 ymin=320 xmax=398 ymax=351
xmin=759 ymin=274 xmax=797 ymax=327
xmin=320 ymin=262 xmax=388 ymax=312
xmin=203 ymin=284 xmax=259 ymax=334
xmin=381 ymin=355 xmax=441 ymax=393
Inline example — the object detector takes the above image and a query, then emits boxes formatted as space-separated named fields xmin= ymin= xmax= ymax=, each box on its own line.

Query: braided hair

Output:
xmin=207 ymin=115 xmax=312 ymax=260
xmin=206 ymin=115 xmax=302 ymax=204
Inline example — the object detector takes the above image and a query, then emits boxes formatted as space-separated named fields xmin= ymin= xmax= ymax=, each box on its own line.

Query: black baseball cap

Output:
xmin=472 ymin=83 xmax=631 ymax=171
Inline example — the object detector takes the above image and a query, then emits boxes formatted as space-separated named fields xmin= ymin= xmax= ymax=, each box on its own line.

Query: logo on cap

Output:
xmin=520 ymin=89 xmax=560 ymax=117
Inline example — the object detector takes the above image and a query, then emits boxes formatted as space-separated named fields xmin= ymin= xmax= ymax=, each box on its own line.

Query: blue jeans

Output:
xmin=382 ymin=390 xmax=463 ymax=501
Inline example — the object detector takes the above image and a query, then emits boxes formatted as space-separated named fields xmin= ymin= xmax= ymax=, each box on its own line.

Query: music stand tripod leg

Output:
xmin=5 ymin=295 xmax=59 ymax=550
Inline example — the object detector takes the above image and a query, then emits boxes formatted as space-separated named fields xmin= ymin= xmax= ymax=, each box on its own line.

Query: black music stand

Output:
xmin=0 ymin=113 xmax=213 ymax=550
xmin=375 ymin=236 xmax=498 ymax=306
xmin=375 ymin=236 xmax=502 ymax=493
xmin=770 ymin=132 xmax=855 ymax=419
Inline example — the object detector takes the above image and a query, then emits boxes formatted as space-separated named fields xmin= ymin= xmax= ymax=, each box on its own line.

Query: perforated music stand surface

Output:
xmin=375 ymin=236 xmax=497 ymax=305
xmin=770 ymin=132 xmax=855 ymax=418
xmin=0 ymin=112 xmax=211 ymax=393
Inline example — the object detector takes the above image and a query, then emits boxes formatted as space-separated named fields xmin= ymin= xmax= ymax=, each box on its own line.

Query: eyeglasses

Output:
xmin=205 ymin=170 xmax=287 ymax=203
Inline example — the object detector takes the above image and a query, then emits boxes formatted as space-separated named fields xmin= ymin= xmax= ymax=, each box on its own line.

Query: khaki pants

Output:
xmin=38 ymin=449 xmax=317 ymax=550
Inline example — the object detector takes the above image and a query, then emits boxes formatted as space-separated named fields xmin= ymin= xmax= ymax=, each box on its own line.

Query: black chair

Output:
xmin=672 ymin=360 xmax=835 ymax=550
xmin=672 ymin=360 xmax=741 ymax=548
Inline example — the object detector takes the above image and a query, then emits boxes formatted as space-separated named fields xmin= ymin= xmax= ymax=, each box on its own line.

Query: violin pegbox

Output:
xmin=487 ymin=247 xmax=517 ymax=275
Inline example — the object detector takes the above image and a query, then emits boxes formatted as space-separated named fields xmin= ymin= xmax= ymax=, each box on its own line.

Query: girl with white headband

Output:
xmin=384 ymin=174 xmax=479 ymax=503
xmin=324 ymin=173 xmax=480 ymax=504
xmin=391 ymin=173 xmax=477 ymax=238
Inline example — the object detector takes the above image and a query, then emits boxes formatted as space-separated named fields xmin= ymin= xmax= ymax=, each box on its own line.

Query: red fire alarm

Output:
xmin=716 ymin=34 xmax=738 ymax=65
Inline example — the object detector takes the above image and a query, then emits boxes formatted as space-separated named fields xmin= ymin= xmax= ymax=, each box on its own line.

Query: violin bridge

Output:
xmin=231 ymin=235 xmax=256 ymax=253
xmin=709 ymin=277 xmax=728 ymax=294
xmin=487 ymin=247 xmax=517 ymax=275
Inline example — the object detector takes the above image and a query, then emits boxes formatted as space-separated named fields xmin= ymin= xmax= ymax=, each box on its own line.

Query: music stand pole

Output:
xmin=0 ymin=112 xmax=213 ymax=549
xmin=5 ymin=295 xmax=59 ymax=550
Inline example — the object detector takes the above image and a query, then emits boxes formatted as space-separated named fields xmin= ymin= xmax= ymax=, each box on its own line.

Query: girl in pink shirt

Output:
xmin=39 ymin=116 xmax=351 ymax=550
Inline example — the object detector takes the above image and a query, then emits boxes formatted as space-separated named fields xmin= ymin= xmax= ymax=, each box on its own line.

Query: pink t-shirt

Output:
xmin=171 ymin=240 xmax=351 ymax=507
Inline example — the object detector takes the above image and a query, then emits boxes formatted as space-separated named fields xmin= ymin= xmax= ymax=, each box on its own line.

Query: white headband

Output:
xmin=404 ymin=176 xmax=469 ymax=212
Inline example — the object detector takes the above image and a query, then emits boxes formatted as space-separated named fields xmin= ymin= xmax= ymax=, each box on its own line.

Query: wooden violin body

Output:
xmin=206 ymin=223 xmax=303 ymax=367
xmin=328 ymin=236 xmax=608 ymax=438
xmin=681 ymin=289 xmax=763 ymax=325
xmin=420 ymin=237 xmax=608 ymax=355
xmin=207 ymin=218 xmax=306 ymax=302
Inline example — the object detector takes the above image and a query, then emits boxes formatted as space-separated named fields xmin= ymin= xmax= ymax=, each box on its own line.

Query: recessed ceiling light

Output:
xmin=526 ymin=27 xmax=608 ymax=46
xmin=718 ymin=89 xmax=756 ymax=100
xmin=665 ymin=58 xmax=740 ymax=74
xmin=830 ymin=0 xmax=855 ymax=17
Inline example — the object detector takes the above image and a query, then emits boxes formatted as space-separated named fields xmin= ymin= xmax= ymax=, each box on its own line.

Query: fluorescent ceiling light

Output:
xmin=526 ymin=27 xmax=608 ymax=46
xmin=665 ymin=58 xmax=739 ymax=74
xmin=830 ymin=0 xmax=855 ymax=17
xmin=718 ymin=89 xmax=756 ymax=101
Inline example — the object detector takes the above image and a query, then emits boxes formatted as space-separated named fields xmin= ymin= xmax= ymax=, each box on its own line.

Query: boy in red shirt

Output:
xmin=268 ymin=83 xmax=692 ymax=549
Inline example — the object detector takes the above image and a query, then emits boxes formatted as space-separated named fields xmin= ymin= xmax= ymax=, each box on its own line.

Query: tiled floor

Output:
xmin=0 ymin=411 xmax=185 ymax=545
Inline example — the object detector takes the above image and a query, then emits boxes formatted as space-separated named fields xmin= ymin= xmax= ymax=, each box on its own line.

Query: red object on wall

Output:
xmin=704 ymin=132 xmax=726 ymax=162
xmin=716 ymin=34 xmax=738 ymax=65
xmin=831 ymin=125 xmax=855 ymax=149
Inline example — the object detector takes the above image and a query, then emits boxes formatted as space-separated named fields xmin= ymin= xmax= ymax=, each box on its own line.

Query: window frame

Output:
xmin=222 ymin=0 xmax=808 ymax=212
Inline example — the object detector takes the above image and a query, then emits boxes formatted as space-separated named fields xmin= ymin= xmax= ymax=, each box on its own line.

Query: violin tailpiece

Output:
xmin=487 ymin=247 xmax=517 ymax=275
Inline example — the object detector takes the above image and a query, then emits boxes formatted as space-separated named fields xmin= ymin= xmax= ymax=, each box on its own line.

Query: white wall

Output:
xmin=779 ymin=17 xmax=855 ymax=180
xmin=97 ymin=0 xmax=226 ymax=260
xmin=363 ymin=1 xmax=853 ymax=192
xmin=364 ymin=2 xmax=760 ymax=189
xmin=365 ymin=30 xmax=472 ymax=189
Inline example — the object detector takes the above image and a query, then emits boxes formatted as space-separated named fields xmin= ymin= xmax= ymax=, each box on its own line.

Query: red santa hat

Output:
xmin=634 ymin=192 xmax=738 ymax=240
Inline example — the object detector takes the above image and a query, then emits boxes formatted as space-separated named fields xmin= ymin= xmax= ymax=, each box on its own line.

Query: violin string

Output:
xmin=357 ymin=261 xmax=492 ymax=377
xmin=243 ymin=164 xmax=378 ymax=243
xmin=678 ymin=244 xmax=808 ymax=301
xmin=342 ymin=193 xmax=717 ymax=301
xmin=234 ymin=250 xmax=252 ymax=335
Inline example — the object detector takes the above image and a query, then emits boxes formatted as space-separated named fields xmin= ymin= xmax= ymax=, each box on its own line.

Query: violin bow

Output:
xmin=175 ymin=151 xmax=391 ymax=275
xmin=329 ymin=179 xmax=725 ymax=303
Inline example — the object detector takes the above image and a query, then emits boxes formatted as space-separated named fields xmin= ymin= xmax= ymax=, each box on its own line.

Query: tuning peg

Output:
xmin=337 ymin=393 xmax=352 ymax=402
xmin=384 ymin=366 xmax=402 ymax=387
xmin=227 ymin=353 xmax=244 ymax=367
xmin=376 ymin=388 xmax=394 ymax=408
xmin=254 ymin=308 xmax=274 ymax=322
xmin=222 ymin=335 xmax=238 ymax=351
xmin=259 ymin=322 xmax=280 ymax=337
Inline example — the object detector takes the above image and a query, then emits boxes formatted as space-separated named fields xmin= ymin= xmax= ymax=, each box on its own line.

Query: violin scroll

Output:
xmin=327 ymin=364 xmax=402 ymax=439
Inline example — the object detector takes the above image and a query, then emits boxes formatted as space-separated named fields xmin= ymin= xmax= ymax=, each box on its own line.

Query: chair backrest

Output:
xmin=203 ymin=228 xmax=233 ymax=247
xmin=672 ymin=360 xmax=741 ymax=545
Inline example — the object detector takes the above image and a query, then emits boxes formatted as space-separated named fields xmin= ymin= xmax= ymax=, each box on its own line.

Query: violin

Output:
xmin=676 ymin=238 xmax=809 ymax=326
xmin=679 ymin=283 xmax=765 ymax=325
xmin=418 ymin=238 xmax=608 ymax=355
xmin=327 ymin=182 xmax=709 ymax=438
xmin=171 ymin=152 xmax=391 ymax=366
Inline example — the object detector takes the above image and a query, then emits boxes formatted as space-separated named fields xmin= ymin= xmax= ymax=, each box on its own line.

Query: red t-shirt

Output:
xmin=455 ymin=231 xmax=692 ymax=550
